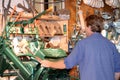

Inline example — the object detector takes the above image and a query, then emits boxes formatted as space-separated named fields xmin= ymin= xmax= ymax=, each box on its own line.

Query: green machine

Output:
xmin=0 ymin=7 xmax=71 ymax=80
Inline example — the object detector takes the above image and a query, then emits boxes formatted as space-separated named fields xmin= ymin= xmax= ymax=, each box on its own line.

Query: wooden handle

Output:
xmin=78 ymin=10 xmax=85 ymax=31
xmin=9 ymin=6 xmax=16 ymax=21
xmin=14 ymin=12 xmax=23 ymax=22
xmin=46 ymin=7 xmax=53 ymax=13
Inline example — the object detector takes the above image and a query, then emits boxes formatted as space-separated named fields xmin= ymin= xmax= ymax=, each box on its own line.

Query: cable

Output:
xmin=35 ymin=0 xmax=65 ymax=4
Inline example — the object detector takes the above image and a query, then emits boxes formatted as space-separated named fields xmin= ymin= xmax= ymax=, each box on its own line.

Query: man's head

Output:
xmin=85 ymin=15 xmax=104 ymax=36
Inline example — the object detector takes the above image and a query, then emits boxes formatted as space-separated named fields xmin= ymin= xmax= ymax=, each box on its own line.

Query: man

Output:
xmin=36 ymin=15 xmax=120 ymax=80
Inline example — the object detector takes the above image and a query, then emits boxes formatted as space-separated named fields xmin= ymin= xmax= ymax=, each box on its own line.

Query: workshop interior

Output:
xmin=0 ymin=0 xmax=120 ymax=80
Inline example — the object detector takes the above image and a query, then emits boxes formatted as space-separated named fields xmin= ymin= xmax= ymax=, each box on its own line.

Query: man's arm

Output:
xmin=115 ymin=72 xmax=120 ymax=80
xmin=36 ymin=57 xmax=66 ymax=69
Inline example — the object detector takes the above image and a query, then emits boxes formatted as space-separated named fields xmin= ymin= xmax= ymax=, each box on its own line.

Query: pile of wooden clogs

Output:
xmin=36 ymin=21 xmax=63 ymax=37
xmin=83 ymin=0 xmax=120 ymax=8
xmin=105 ymin=0 xmax=120 ymax=8
xmin=83 ymin=0 xmax=104 ymax=8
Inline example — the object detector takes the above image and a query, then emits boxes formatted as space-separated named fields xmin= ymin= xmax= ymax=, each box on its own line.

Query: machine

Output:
xmin=0 ymin=7 xmax=73 ymax=80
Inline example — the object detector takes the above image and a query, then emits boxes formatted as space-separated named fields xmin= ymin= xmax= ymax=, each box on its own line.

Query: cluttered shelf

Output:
xmin=9 ymin=33 xmax=64 ymax=38
xmin=7 ymin=11 xmax=69 ymax=53
xmin=12 ymin=14 xmax=66 ymax=21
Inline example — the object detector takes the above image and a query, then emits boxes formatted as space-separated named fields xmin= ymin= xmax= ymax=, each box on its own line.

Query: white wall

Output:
xmin=35 ymin=0 xmax=44 ymax=12
xmin=0 ymin=0 xmax=29 ymax=14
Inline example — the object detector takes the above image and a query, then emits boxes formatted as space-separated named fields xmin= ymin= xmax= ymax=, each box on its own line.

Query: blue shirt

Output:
xmin=64 ymin=32 xmax=120 ymax=80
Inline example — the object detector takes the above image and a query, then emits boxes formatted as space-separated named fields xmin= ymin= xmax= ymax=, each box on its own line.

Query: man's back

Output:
xmin=79 ymin=32 xmax=115 ymax=80
xmin=64 ymin=33 xmax=115 ymax=80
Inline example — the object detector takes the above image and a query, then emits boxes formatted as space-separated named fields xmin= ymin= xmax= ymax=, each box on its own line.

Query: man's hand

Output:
xmin=35 ymin=56 xmax=42 ymax=63
xmin=35 ymin=57 xmax=66 ymax=69
xmin=40 ymin=60 xmax=51 ymax=68
xmin=115 ymin=72 xmax=120 ymax=80
xmin=35 ymin=56 xmax=51 ymax=68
